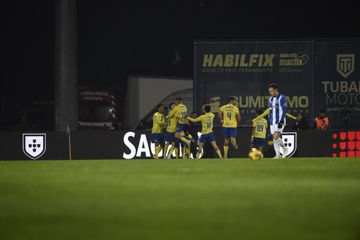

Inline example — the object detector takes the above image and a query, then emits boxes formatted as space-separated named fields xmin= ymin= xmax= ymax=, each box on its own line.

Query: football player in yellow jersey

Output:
xmin=188 ymin=105 xmax=222 ymax=159
xmin=151 ymin=104 xmax=166 ymax=159
xmin=166 ymin=97 xmax=191 ymax=147
xmin=251 ymin=110 xmax=268 ymax=153
xmin=218 ymin=97 xmax=240 ymax=158
xmin=164 ymin=103 xmax=178 ymax=159
xmin=251 ymin=108 xmax=296 ymax=154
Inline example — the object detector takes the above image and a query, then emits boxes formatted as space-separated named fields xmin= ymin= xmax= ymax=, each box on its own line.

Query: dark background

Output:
xmin=2 ymin=0 xmax=360 ymax=130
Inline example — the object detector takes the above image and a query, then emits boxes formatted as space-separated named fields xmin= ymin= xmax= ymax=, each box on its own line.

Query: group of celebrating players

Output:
xmin=151 ymin=83 xmax=296 ymax=159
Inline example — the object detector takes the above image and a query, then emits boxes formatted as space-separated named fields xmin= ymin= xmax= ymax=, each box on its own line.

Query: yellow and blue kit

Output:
xmin=219 ymin=103 xmax=239 ymax=138
xmin=151 ymin=112 xmax=165 ymax=144
xmin=188 ymin=112 xmax=215 ymax=143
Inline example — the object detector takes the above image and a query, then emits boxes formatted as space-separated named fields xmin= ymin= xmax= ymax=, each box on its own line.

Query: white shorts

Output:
xmin=270 ymin=124 xmax=285 ymax=134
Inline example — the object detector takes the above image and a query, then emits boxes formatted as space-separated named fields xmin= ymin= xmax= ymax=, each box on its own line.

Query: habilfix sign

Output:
xmin=194 ymin=41 xmax=314 ymax=126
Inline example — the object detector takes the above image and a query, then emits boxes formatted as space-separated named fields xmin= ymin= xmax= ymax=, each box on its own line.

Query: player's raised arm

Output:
xmin=286 ymin=113 xmax=297 ymax=120
xmin=166 ymin=108 xmax=175 ymax=119
xmin=188 ymin=115 xmax=202 ymax=123
xmin=252 ymin=108 xmax=269 ymax=122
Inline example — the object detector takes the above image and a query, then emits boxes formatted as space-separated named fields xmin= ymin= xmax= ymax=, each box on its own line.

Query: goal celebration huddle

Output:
xmin=151 ymin=83 xmax=296 ymax=159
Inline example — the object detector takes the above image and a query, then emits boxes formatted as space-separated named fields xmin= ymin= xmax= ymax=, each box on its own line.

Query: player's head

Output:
xmin=191 ymin=112 xmax=197 ymax=118
xmin=228 ymin=96 xmax=237 ymax=105
xmin=157 ymin=104 xmax=164 ymax=113
xmin=168 ymin=102 xmax=175 ymax=110
xmin=256 ymin=109 xmax=263 ymax=116
xmin=203 ymin=105 xmax=211 ymax=113
xmin=175 ymin=97 xmax=182 ymax=105
xmin=267 ymin=83 xmax=279 ymax=97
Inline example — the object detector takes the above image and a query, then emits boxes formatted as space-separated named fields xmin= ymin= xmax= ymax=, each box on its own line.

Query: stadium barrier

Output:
xmin=1 ymin=129 xmax=359 ymax=160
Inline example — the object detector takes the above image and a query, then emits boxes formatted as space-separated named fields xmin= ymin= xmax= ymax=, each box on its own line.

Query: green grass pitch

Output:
xmin=1 ymin=158 xmax=360 ymax=240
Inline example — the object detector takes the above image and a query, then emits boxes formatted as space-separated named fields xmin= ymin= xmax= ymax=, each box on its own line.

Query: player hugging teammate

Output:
xmin=151 ymin=85 xmax=295 ymax=159
xmin=151 ymin=97 xmax=194 ymax=159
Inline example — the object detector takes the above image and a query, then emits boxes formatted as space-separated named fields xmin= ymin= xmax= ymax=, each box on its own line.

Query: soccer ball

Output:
xmin=248 ymin=148 xmax=263 ymax=161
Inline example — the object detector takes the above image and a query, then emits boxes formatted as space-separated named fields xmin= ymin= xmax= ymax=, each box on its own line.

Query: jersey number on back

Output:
xmin=227 ymin=112 xmax=232 ymax=120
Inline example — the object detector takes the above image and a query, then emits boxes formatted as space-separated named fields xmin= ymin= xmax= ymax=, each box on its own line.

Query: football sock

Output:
xmin=167 ymin=145 xmax=175 ymax=159
xmin=175 ymin=147 xmax=179 ymax=159
xmin=223 ymin=145 xmax=229 ymax=157
xmin=275 ymin=138 xmax=285 ymax=150
xmin=196 ymin=150 xmax=201 ymax=159
xmin=273 ymin=140 xmax=280 ymax=157
xmin=154 ymin=145 xmax=161 ymax=158
xmin=182 ymin=146 xmax=186 ymax=159
xmin=186 ymin=146 xmax=190 ymax=158
xmin=164 ymin=144 xmax=169 ymax=157
xmin=215 ymin=149 xmax=222 ymax=159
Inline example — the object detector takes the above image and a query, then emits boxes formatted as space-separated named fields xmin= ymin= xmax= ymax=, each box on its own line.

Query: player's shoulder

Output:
xmin=279 ymin=94 xmax=286 ymax=99
xmin=204 ymin=112 xmax=214 ymax=118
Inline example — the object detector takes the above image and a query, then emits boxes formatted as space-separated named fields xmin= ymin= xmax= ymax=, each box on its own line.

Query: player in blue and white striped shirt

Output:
xmin=267 ymin=83 xmax=288 ymax=158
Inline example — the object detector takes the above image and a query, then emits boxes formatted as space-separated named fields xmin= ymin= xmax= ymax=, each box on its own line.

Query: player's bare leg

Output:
xmin=166 ymin=141 xmax=176 ymax=159
xmin=223 ymin=138 xmax=229 ymax=158
xmin=164 ymin=142 xmax=170 ymax=159
xmin=181 ymin=143 xmax=188 ymax=159
xmin=211 ymin=141 xmax=222 ymax=159
xmin=196 ymin=142 xmax=204 ymax=159
xmin=230 ymin=137 xmax=238 ymax=149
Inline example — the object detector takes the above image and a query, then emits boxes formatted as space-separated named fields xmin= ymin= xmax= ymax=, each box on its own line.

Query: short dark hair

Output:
xmin=175 ymin=97 xmax=182 ymax=101
xmin=320 ymin=110 xmax=326 ymax=114
xmin=256 ymin=109 xmax=263 ymax=115
xmin=203 ymin=105 xmax=211 ymax=113
xmin=168 ymin=102 xmax=175 ymax=108
xmin=228 ymin=96 xmax=236 ymax=102
xmin=267 ymin=83 xmax=278 ymax=90
xmin=157 ymin=104 xmax=164 ymax=109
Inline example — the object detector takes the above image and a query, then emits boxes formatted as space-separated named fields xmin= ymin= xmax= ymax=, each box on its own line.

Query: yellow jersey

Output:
xmin=174 ymin=103 xmax=188 ymax=124
xmin=219 ymin=104 xmax=239 ymax=128
xmin=252 ymin=117 xmax=268 ymax=139
xmin=152 ymin=112 xmax=165 ymax=134
xmin=188 ymin=112 xmax=214 ymax=135
xmin=166 ymin=109 xmax=178 ymax=133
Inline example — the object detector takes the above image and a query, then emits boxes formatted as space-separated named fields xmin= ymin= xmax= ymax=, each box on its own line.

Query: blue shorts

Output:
xmin=164 ymin=132 xmax=175 ymax=142
xmin=252 ymin=137 xmax=266 ymax=147
xmin=200 ymin=132 xmax=215 ymax=143
xmin=222 ymin=127 xmax=237 ymax=139
xmin=151 ymin=133 xmax=163 ymax=144
xmin=176 ymin=123 xmax=188 ymax=133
